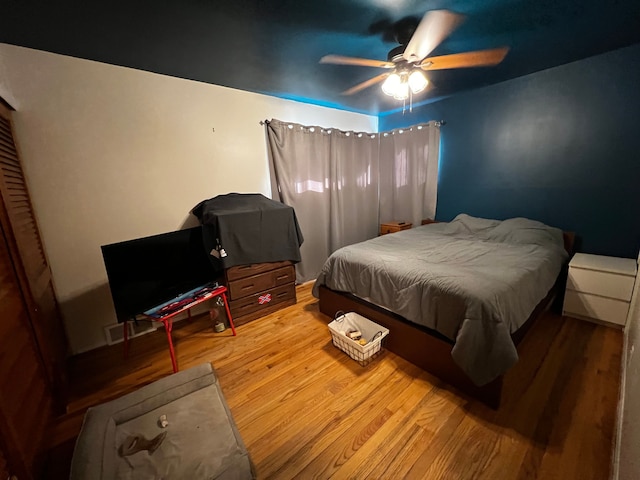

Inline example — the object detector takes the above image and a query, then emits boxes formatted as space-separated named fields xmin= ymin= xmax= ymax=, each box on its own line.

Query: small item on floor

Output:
xmin=118 ymin=431 xmax=167 ymax=457
xmin=158 ymin=414 xmax=168 ymax=428
xmin=358 ymin=338 xmax=368 ymax=346
xmin=214 ymin=321 xmax=226 ymax=333
xmin=346 ymin=330 xmax=362 ymax=341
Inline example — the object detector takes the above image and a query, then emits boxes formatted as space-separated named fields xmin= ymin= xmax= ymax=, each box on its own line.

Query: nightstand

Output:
xmin=563 ymin=253 xmax=638 ymax=327
xmin=380 ymin=221 xmax=412 ymax=235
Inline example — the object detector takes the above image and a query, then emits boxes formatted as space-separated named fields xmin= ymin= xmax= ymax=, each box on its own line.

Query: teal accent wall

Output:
xmin=380 ymin=43 xmax=640 ymax=258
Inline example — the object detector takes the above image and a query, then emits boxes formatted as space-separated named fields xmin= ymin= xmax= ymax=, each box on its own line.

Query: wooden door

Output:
xmin=0 ymin=446 xmax=10 ymax=479
xmin=0 ymin=218 xmax=53 ymax=480
xmin=0 ymin=100 xmax=69 ymax=404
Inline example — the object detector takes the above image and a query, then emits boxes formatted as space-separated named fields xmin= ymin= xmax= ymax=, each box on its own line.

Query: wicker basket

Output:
xmin=328 ymin=311 xmax=389 ymax=366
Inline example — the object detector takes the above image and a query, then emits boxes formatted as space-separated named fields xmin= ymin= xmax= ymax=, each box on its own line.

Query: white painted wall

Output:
xmin=0 ymin=43 xmax=377 ymax=354
xmin=616 ymin=251 xmax=640 ymax=480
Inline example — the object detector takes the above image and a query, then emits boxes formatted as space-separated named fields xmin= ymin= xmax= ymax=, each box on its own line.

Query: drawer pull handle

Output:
xmin=276 ymin=275 xmax=288 ymax=280
xmin=241 ymin=284 xmax=255 ymax=290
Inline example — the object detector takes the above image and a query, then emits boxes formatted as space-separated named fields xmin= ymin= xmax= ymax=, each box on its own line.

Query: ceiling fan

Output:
xmin=320 ymin=10 xmax=509 ymax=100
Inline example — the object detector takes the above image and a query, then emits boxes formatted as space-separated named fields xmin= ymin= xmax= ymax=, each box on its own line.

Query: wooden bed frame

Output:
xmin=318 ymin=231 xmax=575 ymax=409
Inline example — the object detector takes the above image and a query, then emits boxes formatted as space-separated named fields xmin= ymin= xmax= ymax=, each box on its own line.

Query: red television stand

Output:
xmin=123 ymin=285 xmax=236 ymax=373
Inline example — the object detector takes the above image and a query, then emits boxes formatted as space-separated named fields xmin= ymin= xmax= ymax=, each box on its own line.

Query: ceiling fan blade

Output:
xmin=320 ymin=55 xmax=394 ymax=69
xmin=342 ymin=73 xmax=389 ymax=96
xmin=420 ymin=47 xmax=509 ymax=70
xmin=403 ymin=10 xmax=465 ymax=63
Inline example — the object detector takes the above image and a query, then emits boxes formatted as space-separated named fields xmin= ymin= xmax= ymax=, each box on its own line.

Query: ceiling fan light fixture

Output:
xmin=408 ymin=70 xmax=428 ymax=94
xmin=382 ymin=72 xmax=409 ymax=100
xmin=381 ymin=73 xmax=401 ymax=96
xmin=393 ymin=81 xmax=409 ymax=100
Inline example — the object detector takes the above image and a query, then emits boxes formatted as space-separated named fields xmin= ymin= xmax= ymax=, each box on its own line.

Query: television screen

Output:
xmin=101 ymin=226 xmax=219 ymax=322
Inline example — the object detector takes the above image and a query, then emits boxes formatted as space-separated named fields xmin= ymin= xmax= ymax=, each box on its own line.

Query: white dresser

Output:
xmin=563 ymin=253 xmax=638 ymax=327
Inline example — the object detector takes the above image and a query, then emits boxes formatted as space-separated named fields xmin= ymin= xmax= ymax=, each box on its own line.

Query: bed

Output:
xmin=313 ymin=214 xmax=573 ymax=408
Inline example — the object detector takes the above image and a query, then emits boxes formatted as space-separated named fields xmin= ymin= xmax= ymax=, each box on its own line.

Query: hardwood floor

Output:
xmin=44 ymin=282 xmax=622 ymax=479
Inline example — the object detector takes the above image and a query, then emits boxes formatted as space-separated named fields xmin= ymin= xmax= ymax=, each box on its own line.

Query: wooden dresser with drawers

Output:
xmin=379 ymin=221 xmax=412 ymax=235
xmin=224 ymin=260 xmax=297 ymax=326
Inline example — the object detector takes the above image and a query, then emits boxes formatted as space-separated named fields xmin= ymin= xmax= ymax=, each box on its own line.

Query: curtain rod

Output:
xmin=260 ymin=119 xmax=445 ymax=127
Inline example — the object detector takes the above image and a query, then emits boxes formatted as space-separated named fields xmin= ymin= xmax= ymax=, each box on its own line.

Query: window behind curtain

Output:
xmin=267 ymin=119 xmax=439 ymax=283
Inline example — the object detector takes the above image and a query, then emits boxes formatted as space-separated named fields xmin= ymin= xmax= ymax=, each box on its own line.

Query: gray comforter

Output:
xmin=312 ymin=214 xmax=568 ymax=386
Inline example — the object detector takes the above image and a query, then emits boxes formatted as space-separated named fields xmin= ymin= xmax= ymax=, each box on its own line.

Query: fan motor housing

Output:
xmin=387 ymin=45 xmax=406 ymax=63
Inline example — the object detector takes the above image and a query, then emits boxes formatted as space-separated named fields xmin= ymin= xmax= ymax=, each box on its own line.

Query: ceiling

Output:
xmin=2 ymin=0 xmax=639 ymax=115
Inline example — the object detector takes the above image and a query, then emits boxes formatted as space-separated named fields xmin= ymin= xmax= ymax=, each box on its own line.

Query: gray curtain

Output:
xmin=379 ymin=122 xmax=440 ymax=227
xmin=267 ymin=119 xmax=379 ymax=283
xmin=267 ymin=119 xmax=439 ymax=283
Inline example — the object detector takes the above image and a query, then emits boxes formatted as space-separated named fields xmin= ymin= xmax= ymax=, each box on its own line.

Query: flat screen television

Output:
xmin=101 ymin=226 xmax=219 ymax=322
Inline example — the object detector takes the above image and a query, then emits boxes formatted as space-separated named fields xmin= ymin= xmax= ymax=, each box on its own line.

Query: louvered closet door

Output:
xmin=0 ymin=219 xmax=53 ymax=480
xmin=0 ymin=101 xmax=68 ymax=404
xmin=0 ymin=445 xmax=10 ymax=479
